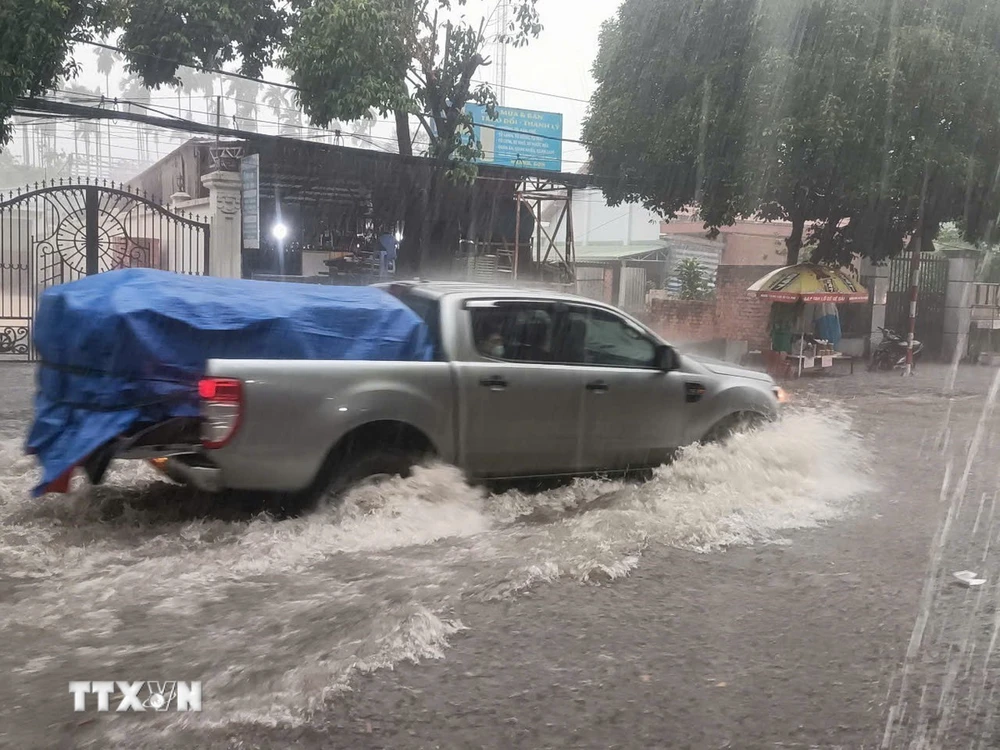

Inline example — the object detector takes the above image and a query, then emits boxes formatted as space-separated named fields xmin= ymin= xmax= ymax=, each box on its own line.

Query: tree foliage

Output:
xmin=583 ymin=0 xmax=758 ymax=230
xmin=0 ymin=0 xmax=105 ymax=146
xmin=2 ymin=0 xmax=540 ymax=164
xmin=675 ymin=258 xmax=711 ymax=300
xmin=109 ymin=0 xmax=288 ymax=88
xmin=282 ymin=0 xmax=541 ymax=162
xmin=584 ymin=0 xmax=1000 ymax=266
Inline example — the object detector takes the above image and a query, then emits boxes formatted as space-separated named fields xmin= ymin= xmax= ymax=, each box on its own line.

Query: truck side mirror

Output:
xmin=655 ymin=345 xmax=680 ymax=372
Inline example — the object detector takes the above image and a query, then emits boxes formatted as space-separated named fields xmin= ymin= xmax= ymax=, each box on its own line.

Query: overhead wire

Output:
xmin=74 ymin=39 xmax=590 ymax=146
xmin=34 ymin=89 xmax=595 ymax=166
xmin=81 ymin=39 xmax=592 ymax=105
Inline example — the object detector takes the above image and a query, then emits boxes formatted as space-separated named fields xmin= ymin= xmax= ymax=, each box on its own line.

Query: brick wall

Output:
xmin=643 ymin=265 xmax=781 ymax=350
xmin=647 ymin=298 xmax=718 ymax=342
xmin=714 ymin=265 xmax=781 ymax=350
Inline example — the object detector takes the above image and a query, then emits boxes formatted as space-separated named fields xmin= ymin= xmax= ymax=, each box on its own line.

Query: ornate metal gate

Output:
xmin=0 ymin=179 xmax=210 ymax=361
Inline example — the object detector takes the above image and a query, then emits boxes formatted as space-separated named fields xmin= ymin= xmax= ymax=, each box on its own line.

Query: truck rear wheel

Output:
xmin=271 ymin=422 xmax=435 ymax=516
xmin=277 ymin=446 xmax=425 ymax=515
xmin=321 ymin=447 xmax=421 ymax=501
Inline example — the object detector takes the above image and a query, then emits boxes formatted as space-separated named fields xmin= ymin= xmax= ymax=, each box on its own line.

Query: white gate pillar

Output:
xmin=943 ymin=256 xmax=976 ymax=363
xmin=201 ymin=170 xmax=242 ymax=278
xmin=861 ymin=258 xmax=890 ymax=355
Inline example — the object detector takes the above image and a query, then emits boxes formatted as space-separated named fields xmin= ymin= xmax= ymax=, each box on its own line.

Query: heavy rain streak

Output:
xmin=4 ymin=0 xmax=1000 ymax=747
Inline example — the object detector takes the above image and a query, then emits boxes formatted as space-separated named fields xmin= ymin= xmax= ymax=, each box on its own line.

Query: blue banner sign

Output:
xmin=465 ymin=105 xmax=563 ymax=172
xmin=240 ymin=154 xmax=260 ymax=250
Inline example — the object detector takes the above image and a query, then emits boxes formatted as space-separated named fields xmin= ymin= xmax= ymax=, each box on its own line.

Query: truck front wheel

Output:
xmin=701 ymin=412 xmax=768 ymax=446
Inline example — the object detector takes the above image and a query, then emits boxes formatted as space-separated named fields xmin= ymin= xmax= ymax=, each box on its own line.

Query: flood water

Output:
xmin=0 ymin=364 xmax=870 ymax=747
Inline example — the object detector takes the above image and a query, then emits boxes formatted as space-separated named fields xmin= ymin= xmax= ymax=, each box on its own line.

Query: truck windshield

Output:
xmin=398 ymin=292 xmax=443 ymax=359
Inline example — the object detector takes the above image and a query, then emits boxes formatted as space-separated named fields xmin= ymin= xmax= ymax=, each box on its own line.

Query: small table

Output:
xmin=785 ymin=353 xmax=854 ymax=377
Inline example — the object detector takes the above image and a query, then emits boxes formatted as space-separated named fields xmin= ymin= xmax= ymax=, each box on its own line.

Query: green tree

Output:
xmin=282 ymin=0 xmax=540 ymax=162
xmin=675 ymin=257 xmax=711 ymax=300
xmin=110 ymin=0 xmax=287 ymax=90
xmin=583 ymin=0 xmax=759 ymax=233
xmin=0 ymin=0 xmax=103 ymax=147
xmin=738 ymin=0 xmax=889 ymax=263
xmin=585 ymin=0 xmax=1000 ymax=267
xmin=0 ymin=0 xmax=543 ymax=271
xmin=94 ymin=44 xmax=117 ymax=95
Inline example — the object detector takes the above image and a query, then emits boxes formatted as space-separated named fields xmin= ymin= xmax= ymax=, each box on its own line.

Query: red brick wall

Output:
xmin=643 ymin=265 xmax=781 ymax=349
xmin=714 ymin=265 xmax=781 ymax=350
xmin=647 ymin=298 xmax=718 ymax=342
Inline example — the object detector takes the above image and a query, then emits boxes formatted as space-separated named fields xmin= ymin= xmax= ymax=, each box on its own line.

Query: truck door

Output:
xmin=570 ymin=304 xmax=687 ymax=471
xmin=454 ymin=300 xmax=588 ymax=478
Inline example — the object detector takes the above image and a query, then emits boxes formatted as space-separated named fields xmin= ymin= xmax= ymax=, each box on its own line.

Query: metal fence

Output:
xmin=885 ymin=254 xmax=948 ymax=358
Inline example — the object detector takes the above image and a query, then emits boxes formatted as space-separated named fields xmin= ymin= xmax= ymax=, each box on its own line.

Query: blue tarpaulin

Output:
xmin=26 ymin=269 xmax=435 ymax=495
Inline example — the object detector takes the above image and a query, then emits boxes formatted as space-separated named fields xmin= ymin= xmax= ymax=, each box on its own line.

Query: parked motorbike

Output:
xmin=869 ymin=326 xmax=923 ymax=372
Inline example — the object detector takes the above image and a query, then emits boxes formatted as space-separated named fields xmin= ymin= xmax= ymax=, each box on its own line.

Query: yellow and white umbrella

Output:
xmin=747 ymin=263 xmax=869 ymax=304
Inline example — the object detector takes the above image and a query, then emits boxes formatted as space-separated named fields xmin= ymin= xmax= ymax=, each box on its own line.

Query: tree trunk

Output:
xmin=785 ymin=216 xmax=806 ymax=265
xmin=394 ymin=111 xmax=413 ymax=157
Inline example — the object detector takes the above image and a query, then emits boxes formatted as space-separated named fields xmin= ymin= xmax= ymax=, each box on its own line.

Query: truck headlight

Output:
xmin=773 ymin=386 xmax=790 ymax=405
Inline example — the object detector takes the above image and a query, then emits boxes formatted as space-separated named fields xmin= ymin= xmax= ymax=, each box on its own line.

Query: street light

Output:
xmin=271 ymin=222 xmax=288 ymax=275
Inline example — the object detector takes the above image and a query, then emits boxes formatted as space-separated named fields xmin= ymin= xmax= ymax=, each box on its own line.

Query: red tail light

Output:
xmin=198 ymin=378 xmax=243 ymax=449
xmin=198 ymin=378 xmax=242 ymax=402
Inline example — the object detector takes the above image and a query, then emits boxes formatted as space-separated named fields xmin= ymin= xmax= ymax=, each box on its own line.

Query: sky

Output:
xmin=6 ymin=0 xmax=620 ymax=181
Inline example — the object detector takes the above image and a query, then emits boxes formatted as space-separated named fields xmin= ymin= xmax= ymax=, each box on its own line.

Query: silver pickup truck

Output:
xmin=138 ymin=281 xmax=785 ymax=510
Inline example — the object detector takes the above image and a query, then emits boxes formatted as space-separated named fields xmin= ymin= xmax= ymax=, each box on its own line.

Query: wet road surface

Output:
xmin=1 ymin=362 xmax=997 ymax=748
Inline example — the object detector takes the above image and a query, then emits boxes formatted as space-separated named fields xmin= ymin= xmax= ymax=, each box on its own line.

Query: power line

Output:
xmin=79 ymin=40 xmax=300 ymax=92
xmin=470 ymin=79 xmax=590 ymax=105
xmin=20 ymin=95 xmax=596 ymax=172
xmin=16 ymin=100 xmax=602 ymax=190
xmin=46 ymin=87 xmax=589 ymax=153
xmin=77 ymin=39 xmax=592 ymax=134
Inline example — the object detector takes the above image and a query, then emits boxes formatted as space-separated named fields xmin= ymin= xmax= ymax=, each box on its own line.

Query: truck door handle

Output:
xmin=586 ymin=380 xmax=610 ymax=393
xmin=480 ymin=376 xmax=508 ymax=390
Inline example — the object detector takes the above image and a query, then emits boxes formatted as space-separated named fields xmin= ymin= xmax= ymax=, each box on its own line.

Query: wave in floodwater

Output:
xmin=0 ymin=406 xmax=870 ymax=746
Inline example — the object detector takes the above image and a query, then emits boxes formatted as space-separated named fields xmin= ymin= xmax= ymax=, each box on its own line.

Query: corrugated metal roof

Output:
xmin=573 ymin=244 xmax=671 ymax=261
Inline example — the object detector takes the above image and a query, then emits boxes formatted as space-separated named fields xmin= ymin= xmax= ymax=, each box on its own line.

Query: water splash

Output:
xmin=0 ymin=405 xmax=868 ymax=746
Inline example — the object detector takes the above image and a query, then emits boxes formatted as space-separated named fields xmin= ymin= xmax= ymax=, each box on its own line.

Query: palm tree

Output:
xmin=227 ymin=79 xmax=260 ymax=132
xmin=176 ymin=70 xmax=215 ymax=122
xmin=280 ymin=99 xmax=303 ymax=136
xmin=65 ymin=83 xmax=101 ymax=170
xmin=263 ymin=86 xmax=288 ymax=135
xmin=350 ymin=115 xmax=377 ymax=149
xmin=120 ymin=74 xmax=152 ymax=160
xmin=94 ymin=46 xmax=118 ymax=96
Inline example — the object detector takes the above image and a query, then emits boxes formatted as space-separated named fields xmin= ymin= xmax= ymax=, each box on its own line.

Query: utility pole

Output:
xmin=904 ymin=164 xmax=931 ymax=376
xmin=493 ymin=0 xmax=509 ymax=106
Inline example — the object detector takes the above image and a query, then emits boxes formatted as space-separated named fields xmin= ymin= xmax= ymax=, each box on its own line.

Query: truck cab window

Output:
xmin=471 ymin=304 xmax=555 ymax=363
xmin=581 ymin=308 xmax=658 ymax=368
